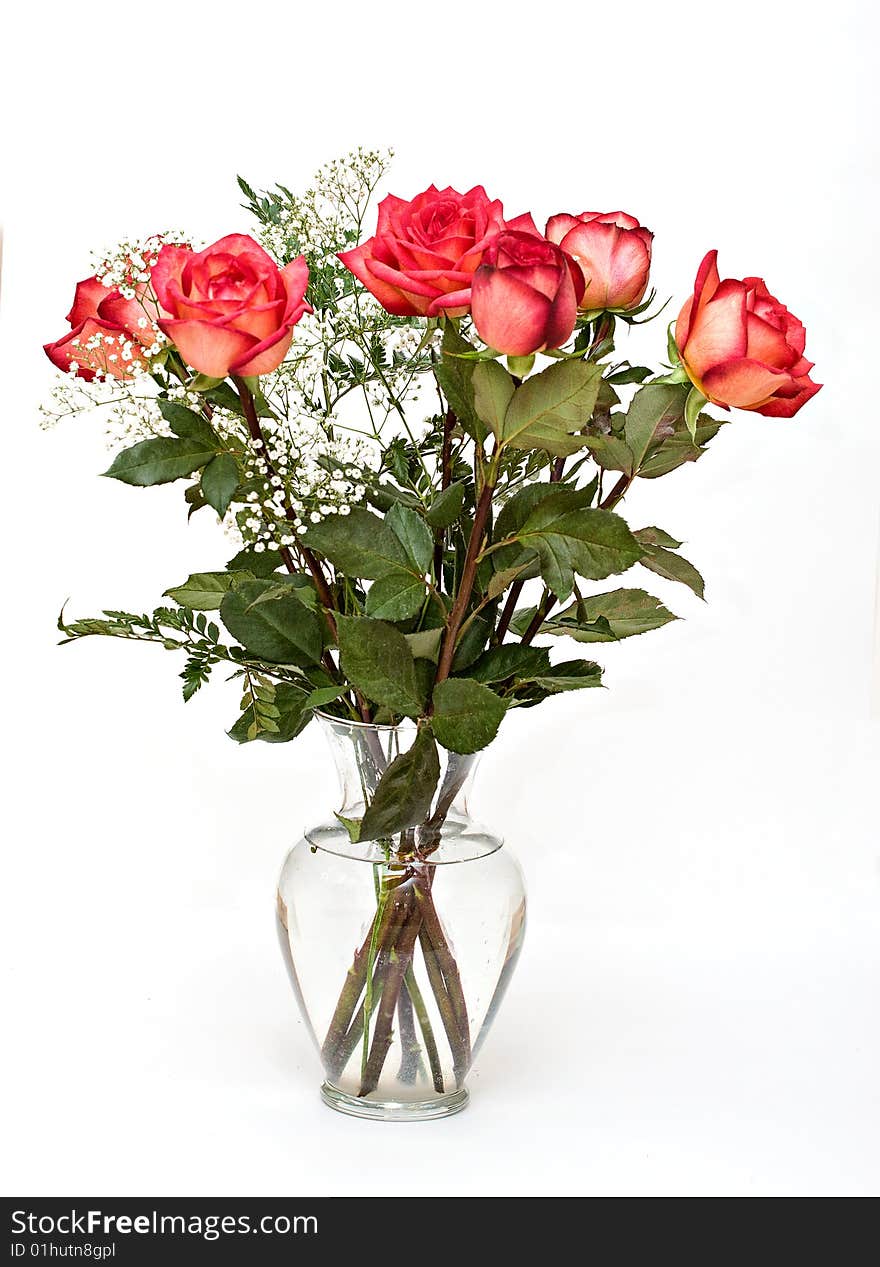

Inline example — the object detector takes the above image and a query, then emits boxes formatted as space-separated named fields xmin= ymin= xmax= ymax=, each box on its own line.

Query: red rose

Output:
xmin=338 ymin=185 xmax=506 ymax=318
xmin=470 ymin=230 xmax=583 ymax=356
xmin=152 ymin=234 xmax=311 ymax=378
xmin=675 ymin=250 xmax=822 ymax=418
xmin=546 ymin=211 xmax=653 ymax=312
xmin=44 ymin=277 xmax=152 ymax=381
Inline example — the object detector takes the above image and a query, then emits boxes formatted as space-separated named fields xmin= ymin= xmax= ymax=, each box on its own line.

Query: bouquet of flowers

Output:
xmin=44 ymin=148 xmax=821 ymax=1113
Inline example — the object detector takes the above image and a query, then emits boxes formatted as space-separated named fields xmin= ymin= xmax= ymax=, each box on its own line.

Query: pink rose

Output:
xmin=152 ymin=234 xmax=311 ymax=378
xmin=545 ymin=211 xmax=653 ymax=312
xmin=470 ymin=230 xmax=583 ymax=356
xmin=675 ymin=250 xmax=822 ymax=418
xmin=44 ymin=277 xmax=152 ymax=381
xmin=338 ymin=185 xmax=506 ymax=318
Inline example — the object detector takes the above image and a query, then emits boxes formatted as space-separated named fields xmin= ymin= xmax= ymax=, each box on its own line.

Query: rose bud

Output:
xmin=338 ymin=184 xmax=506 ymax=318
xmin=152 ymin=234 xmax=311 ymax=378
xmin=675 ymin=250 xmax=822 ymax=418
xmin=546 ymin=211 xmax=653 ymax=312
xmin=470 ymin=230 xmax=582 ymax=356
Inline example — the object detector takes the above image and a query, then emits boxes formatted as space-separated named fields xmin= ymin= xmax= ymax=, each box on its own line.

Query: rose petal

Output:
xmin=701 ymin=357 xmax=793 ymax=408
xmin=159 ymin=317 xmax=255 ymax=378
xmin=471 ymin=268 xmax=553 ymax=357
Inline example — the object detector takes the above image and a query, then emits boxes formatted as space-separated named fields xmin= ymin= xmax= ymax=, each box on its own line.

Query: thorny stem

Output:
xmin=434 ymin=445 xmax=499 ymax=687
xmin=600 ymin=471 xmax=632 ymax=510
xmin=432 ymin=407 xmax=456 ymax=587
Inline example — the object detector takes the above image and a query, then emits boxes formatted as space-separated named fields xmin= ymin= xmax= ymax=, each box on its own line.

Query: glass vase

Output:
xmin=276 ymin=714 xmax=527 ymax=1121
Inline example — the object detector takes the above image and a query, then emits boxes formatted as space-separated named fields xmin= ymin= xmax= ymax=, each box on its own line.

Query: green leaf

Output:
xmin=684 ymin=387 xmax=708 ymax=440
xmin=364 ymin=569 xmax=427 ymax=622
xmin=200 ymin=453 xmax=238 ymax=517
xmin=385 ymin=503 xmax=433 ymax=574
xmin=487 ymin=562 xmax=529 ymax=600
xmin=228 ymin=682 xmax=311 ymax=744
xmin=358 ymin=727 xmax=441 ymax=841
xmin=303 ymin=507 xmax=408 ymax=579
xmin=404 ymin=627 xmax=443 ymax=662
xmin=472 ymin=360 xmax=516 ymax=440
xmin=431 ymin=678 xmax=507 ymax=754
xmin=637 ymin=413 xmax=726 ymax=479
xmin=336 ymin=616 xmax=425 ymax=717
xmin=225 ymin=546 xmax=283 ymax=576
xmin=434 ymin=325 xmax=485 ymax=441
xmin=530 ymin=659 xmax=603 ymax=692
xmin=425 ymin=481 xmax=466 ymax=530
xmin=623 ymin=383 xmax=688 ymax=473
xmin=635 ymin=528 xmax=705 ymax=599
xmin=468 ymin=644 xmax=551 ymax=685
xmin=501 ymin=359 xmax=603 ymax=456
xmin=536 ymin=588 xmax=678 ymax=641
xmin=517 ymin=489 xmax=644 ymax=601
xmin=584 ymin=434 xmax=635 ymax=474
xmin=606 ymin=365 xmax=652 ymax=386
xmin=103 ymin=436 xmax=216 ymax=487
xmin=164 ymin=571 xmax=252 ymax=611
xmin=304 ymin=685 xmax=347 ymax=710
xmin=492 ymin=482 xmax=564 ymax=577
xmin=158 ymin=399 xmax=221 ymax=448
xmin=220 ymin=579 xmax=324 ymax=664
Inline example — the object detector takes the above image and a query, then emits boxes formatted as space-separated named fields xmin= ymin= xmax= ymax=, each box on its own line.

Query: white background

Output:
xmin=2 ymin=0 xmax=878 ymax=1197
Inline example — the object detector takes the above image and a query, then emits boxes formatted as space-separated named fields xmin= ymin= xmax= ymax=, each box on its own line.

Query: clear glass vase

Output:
xmin=276 ymin=714 xmax=527 ymax=1121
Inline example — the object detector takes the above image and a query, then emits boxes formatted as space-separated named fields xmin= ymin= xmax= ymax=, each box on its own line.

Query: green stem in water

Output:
xmin=404 ymin=965 xmax=444 ymax=1094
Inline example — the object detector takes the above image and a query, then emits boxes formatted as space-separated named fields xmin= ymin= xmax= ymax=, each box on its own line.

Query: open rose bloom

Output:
xmin=152 ymin=234 xmax=311 ymax=378
xmin=338 ymin=185 xmax=506 ymax=318
xmin=546 ymin=211 xmax=653 ymax=312
xmin=675 ymin=250 xmax=822 ymax=418
xmin=44 ymin=276 xmax=156 ymax=381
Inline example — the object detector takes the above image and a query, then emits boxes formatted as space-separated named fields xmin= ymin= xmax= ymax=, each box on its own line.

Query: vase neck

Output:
xmin=316 ymin=713 xmax=478 ymax=821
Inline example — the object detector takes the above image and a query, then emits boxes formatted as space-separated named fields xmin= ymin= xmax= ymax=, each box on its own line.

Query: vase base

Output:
xmin=320 ymin=1082 xmax=469 ymax=1122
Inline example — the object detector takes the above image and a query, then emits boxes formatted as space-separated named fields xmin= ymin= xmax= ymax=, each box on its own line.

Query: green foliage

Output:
xmin=520 ymin=588 xmax=679 ymax=642
xmin=431 ymin=678 xmax=506 ymax=754
xmin=164 ymin=572 xmax=251 ymax=611
xmin=635 ymin=528 xmax=705 ymax=599
xmin=220 ymin=579 xmax=324 ymax=665
xmin=358 ymin=727 xmax=440 ymax=841
xmin=638 ymin=413 xmax=725 ymax=479
xmin=200 ymin=453 xmax=239 ymax=516
xmin=434 ymin=324 xmax=486 ymax=441
xmin=515 ymin=488 xmax=644 ymax=601
xmin=425 ymin=481 xmax=466 ymax=529
xmin=500 ymin=360 xmax=603 ymax=456
xmin=336 ymin=616 xmax=425 ymax=717
xmin=624 ymin=382 xmax=689 ymax=474
xmin=228 ymin=679 xmax=312 ymax=744
xmin=103 ymin=436 xmax=217 ymax=487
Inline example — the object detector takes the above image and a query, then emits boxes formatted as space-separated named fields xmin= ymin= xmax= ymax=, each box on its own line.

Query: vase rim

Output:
xmin=314 ymin=709 xmax=418 ymax=734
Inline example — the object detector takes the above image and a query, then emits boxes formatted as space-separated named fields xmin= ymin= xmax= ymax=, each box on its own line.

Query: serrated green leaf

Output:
xmin=220 ymin=579 xmax=323 ymax=665
xmin=158 ymin=399 xmax=221 ymax=448
xmin=336 ymin=616 xmax=425 ymax=717
xmin=200 ymin=453 xmax=238 ymax=517
xmin=536 ymin=588 xmax=678 ymax=641
xmin=637 ymin=413 xmax=726 ymax=478
xmin=164 ymin=572 xmax=252 ymax=610
xmin=501 ymin=359 xmax=602 ymax=455
xmin=434 ymin=325 xmax=485 ymax=441
xmin=516 ymin=489 xmax=644 ymax=601
xmin=303 ymin=507 xmax=408 ymax=579
xmin=385 ymin=503 xmax=433 ymax=574
xmin=472 ymin=360 xmax=516 ymax=439
xmin=584 ymin=434 xmax=635 ymax=474
xmin=364 ymin=569 xmax=427 ymax=621
xmin=468 ymin=644 xmax=551 ymax=685
xmin=359 ymin=727 xmax=440 ymax=841
xmin=425 ymin=481 xmax=466 ymax=530
xmin=635 ymin=529 xmax=705 ymax=599
xmin=103 ymin=437 xmax=216 ymax=487
xmin=431 ymin=677 xmax=506 ymax=754
xmin=623 ymin=382 xmax=688 ymax=472
xmin=404 ymin=627 xmax=443 ymax=662
xmin=530 ymin=659 xmax=603 ymax=692
xmin=225 ymin=546 xmax=283 ymax=576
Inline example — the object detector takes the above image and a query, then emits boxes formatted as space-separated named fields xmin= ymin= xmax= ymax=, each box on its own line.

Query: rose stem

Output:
xmin=359 ymin=895 xmax=423 ymax=1096
xmin=599 ymin=472 xmax=632 ymax=510
xmin=396 ymin=977 xmax=421 ymax=1085
xmin=329 ymin=956 xmax=391 ymax=1078
xmin=403 ymin=965 xmax=444 ymax=1093
xmin=492 ymin=456 xmax=565 ymax=645
xmin=418 ymin=892 xmax=471 ymax=1067
xmin=321 ymin=893 xmax=400 ymax=1075
xmin=417 ymin=926 xmax=468 ymax=1086
xmin=432 ymin=407 xmax=456 ymax=587
xmin=433 ymin=443 xmax=499 ymax=688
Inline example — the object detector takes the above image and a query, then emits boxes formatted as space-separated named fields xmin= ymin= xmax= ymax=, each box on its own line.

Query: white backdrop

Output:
xmin=2 ymin=0 xmax=878 ymax=1197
